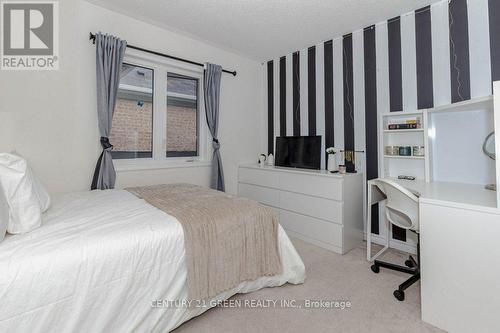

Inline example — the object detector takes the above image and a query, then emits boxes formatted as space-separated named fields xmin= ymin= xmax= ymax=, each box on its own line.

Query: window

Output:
xmin=109 ymin=55 xmax=208 ymax=169
xmin=166 ymin=73 xmax=199 ymax=157
xmin=110 ymin=63 xmax=153 ymax=159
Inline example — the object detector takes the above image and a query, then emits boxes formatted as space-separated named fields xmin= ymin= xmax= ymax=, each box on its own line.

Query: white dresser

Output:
xmin=238 ymin=164 xmax=364 ymax=254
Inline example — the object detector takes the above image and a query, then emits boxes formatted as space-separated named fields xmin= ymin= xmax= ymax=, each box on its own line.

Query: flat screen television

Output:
xmin=275 ymin=136 xmax=321 ymax=170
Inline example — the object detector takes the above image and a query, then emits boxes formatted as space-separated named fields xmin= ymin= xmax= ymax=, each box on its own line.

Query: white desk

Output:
xmin=366 ymin=178 xmax=496 ymax=261
xmin=367 ymin=178 xmax=497 ymax=261
xmin=387 ymin=178 xmax=496 ymax=208
xmin=419 ymin=196 xmax=500 ymax=333
xmin=367 ymin=178 xmax=500 ymax=333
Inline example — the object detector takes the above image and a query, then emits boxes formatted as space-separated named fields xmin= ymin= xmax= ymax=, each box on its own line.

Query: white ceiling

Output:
xmin=87 ymin=0 xmax=443 ymax=61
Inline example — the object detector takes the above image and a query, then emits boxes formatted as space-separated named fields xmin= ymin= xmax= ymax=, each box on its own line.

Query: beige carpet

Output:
xmin=173 ymin=238 xmax=444 ymax=333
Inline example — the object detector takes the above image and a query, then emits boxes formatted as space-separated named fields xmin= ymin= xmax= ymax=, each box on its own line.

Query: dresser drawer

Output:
xmin=279 ymin=210 xmax=343 ymax=248
xmin=238 ymin=183 xmax=280 ymax=207
xmin=238 ymin=167 xmax=279 ymax=188
xmin=279 ymin=191 xmax=343 ymax=224
xmin=278 ymin=172 xmax=343 ymax=201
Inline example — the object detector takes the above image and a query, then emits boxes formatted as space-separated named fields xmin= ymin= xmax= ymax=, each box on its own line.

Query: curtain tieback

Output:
xmin=100 ymin=137 xmax=113 ymax=150
xmin=212 ymin=138 xmax=220 ymax=150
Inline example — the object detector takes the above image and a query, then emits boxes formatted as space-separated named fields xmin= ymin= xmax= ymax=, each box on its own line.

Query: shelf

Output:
xmin=381 ymin=96 xmax=493 ymax=116
xmin=384 ymin=155 xmax=425 ymax=160
xmin=383 ymin=129 xmax=424 ymax=133
xmin=427 ymin=95 xmax=493 ymax=114
xmin=382 ymin=110 xmax=424 ymax=117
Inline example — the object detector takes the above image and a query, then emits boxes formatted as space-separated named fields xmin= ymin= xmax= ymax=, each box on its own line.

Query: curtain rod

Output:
xmin=89 ymin=33 xmax=237 ymax=77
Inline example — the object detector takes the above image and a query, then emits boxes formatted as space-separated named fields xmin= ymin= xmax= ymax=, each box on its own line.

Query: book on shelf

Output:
xmin=387 ymin=123 xmax=420 ymax=130
xmin=386 ymin=115 xmax=422 ymax=130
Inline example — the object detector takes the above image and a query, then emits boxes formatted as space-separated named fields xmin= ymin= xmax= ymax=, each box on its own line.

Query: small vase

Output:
xmin=259 ymin=154 xmax=266 ymax=167
xmin=267 ymin=153 xmax=274 ymax=166
xmin=327 ymin=154 xmax=337 ymax=172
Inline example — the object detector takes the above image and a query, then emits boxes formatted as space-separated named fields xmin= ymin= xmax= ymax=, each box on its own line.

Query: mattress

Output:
xmin=0 ymin=189 xmax=305 ymax=333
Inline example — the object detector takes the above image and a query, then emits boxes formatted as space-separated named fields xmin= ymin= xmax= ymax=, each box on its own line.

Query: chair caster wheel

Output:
xmin=371 ymin=264 xmax=380 ymax=273
xmin=405 ymin=259 xmax=414 ymax=268
xmin=393 ymin=289 xmax=405 ymax=301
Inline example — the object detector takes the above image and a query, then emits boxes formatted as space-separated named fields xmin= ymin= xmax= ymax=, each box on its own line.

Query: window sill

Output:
xmin=114 ymin=160 xmax=211 ymax=172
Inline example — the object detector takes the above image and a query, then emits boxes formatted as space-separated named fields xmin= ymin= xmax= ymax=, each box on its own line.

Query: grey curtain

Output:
xmin=204 ymin=63 xmax=225 ymax=191
xmin=91 ymin=33 xmax=127 ymax=190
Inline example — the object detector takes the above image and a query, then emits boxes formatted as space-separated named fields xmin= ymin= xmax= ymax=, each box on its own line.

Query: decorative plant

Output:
xmin=326 ymin=147 xmax=338 ymax=155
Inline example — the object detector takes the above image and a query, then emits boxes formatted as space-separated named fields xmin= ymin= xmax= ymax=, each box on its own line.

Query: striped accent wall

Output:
xmin=265 ymin=0 xmax=499 ymax=245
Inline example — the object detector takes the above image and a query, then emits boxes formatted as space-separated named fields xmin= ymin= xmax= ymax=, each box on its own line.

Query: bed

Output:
xmin=0 ymin=188 xmax=305 ymax=333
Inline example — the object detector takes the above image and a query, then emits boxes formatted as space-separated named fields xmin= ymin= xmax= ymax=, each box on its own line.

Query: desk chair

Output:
xmin=370 ymin=179 xmax=420 ymax=301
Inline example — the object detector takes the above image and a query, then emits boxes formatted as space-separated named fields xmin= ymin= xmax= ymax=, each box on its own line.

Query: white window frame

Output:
xmin=113 ymin=49 xmax=211 ymax=172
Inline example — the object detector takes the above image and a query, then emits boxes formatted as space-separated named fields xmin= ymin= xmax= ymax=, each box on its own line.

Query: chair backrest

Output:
xmin=375 ymin=179 xmax=420 ymax=232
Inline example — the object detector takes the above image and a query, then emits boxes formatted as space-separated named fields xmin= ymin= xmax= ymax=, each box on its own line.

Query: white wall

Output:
xmin=0 ymin=1 xmax=263 ymax=195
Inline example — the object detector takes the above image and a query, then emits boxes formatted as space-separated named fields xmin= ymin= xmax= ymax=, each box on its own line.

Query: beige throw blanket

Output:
xmin=126 ymin=184 xmax=282 ymax=300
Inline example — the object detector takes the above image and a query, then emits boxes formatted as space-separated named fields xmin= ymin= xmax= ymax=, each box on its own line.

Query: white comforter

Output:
xmin=0 ymin=190 xmax=305 ymax=333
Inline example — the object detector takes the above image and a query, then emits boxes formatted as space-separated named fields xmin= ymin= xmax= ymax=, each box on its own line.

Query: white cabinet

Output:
xmin=238 ymin=165 xmax=364 ymax=254
xmin=420 ymin=201 xmax=500 ymax=333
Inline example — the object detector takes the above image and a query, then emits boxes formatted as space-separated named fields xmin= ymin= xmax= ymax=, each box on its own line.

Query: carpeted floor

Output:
xmin=173 ymin=238 xmax=444 ymax=333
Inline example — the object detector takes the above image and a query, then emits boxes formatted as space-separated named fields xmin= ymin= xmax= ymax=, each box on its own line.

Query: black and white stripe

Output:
xmin=308 ymin=46 xmax=317 ymax=135
xmin=489 ymin=0 xmax=500 ymax=82
xmin=416 ymin=6 xmax=434 ymax=109
xmin=266 ymin=0 xmax=499 ymax=247
xmin=449 ymin=0 xmax=471 ymax=102
xmin=343 ymin=34 xmax=355 ymax=171
xmin=470 ymin=0 xmax=491 ymax=97
xmin=364 ymin=25 xmax=379 ymax=235
xmin=403 ymin=12 xmax=418 ymax=111
xmin=315 ymin=42 xmax=326 ymax=169
xmin=299 ymin=49 xmax=308 ymax=136
xmin=279 ymin=57 xmax=286 ymax=136
xmin=267 ymin=61 xmax=274 ymax=154
xmin=324 ymin=40 xmax=334 ymax=169
xmin=387 ymin=16 xmax=407 ymax=242
xmin=292 ymin=52 xmax=301 ymax=135
xmin=388 ymin=17 xmax=403 ymax=112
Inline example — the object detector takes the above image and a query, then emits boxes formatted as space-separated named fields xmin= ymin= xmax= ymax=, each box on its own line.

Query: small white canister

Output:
xmin=412 ymin=146 xmax=425 ymax=157
xmin=385 ymin=146 xmax=393 ymax=156
xmin=267 ymin=153 xmax=274 ymax=166
xmin=327 ymin=154 xmax=337 ymax=172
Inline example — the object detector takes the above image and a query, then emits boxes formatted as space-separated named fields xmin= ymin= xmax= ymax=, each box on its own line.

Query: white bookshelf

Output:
xmin=379 ymin=111 xmax=429 ymax=182
xmin=379 ymin=95 xmax=496 ymax=186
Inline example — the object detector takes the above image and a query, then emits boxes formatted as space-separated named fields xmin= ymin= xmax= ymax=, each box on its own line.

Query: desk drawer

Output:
xmin=238 ymin=183 xmax=280 ymax=207
xmin=279 ymin=191 xmax=343 ymax=224
xmin=279 ymin=210 xmax=343 ymax=248
xmin=238 ymin=168 xmax=279 ymax=188
xmin=278 ymin=172 xmax=343 ymax=201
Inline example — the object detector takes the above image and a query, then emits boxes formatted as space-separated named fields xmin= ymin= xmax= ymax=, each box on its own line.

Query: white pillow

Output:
xmin=0 ymin=153 xmax=49 ymax=234
xmin=31 ymin=168 xmax=51 ymax=212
